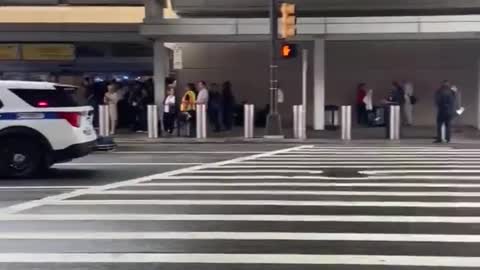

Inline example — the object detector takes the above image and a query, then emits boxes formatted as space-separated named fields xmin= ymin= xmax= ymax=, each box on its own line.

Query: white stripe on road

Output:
xmin=112 ymin=151 xmax=264 ymax=154
xmin=50 ymin=200 xmax=480 ymax=207
xmin=136 ymin=182 xmax=480 ymax=188
xmin=0 ymin=253 xmax=478 ymax=267
xmin=240 ymin=161 xmax=480 ymax=164
xmin=156 ymin=175 xmax=480 ymax=180
xmin=0 ymin=186 xmax=91 ymax=190
xmin=0 ymin=145 xmax=309 ymax=215
xmin=95 ymin=190 xmax=480 ymax=197
xmin=55 ymin=163 xmax=203 ymax=166
xmin=362 ymin=170 xmax=480 ymax=175
xmin=219 ymin=165 xmax=480 ymax=169
xmin=0 ymin=232 xmax=478 ymax=242
xmin=0 ymin=214 xmax=479 ymax=223
xmin=185 ymin=170 xmax=324 ymax=174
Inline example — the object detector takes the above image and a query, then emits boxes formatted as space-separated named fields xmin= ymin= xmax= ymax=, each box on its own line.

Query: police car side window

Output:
xmin=0 ymin=99 xmax=3 ymax=109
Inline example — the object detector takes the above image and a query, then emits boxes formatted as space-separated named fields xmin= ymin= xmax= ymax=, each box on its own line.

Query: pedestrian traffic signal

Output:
xmin=280 ymin=43 xmax=297 ymax=58
xmin=280 ymin=3 xmax=296 ymax=39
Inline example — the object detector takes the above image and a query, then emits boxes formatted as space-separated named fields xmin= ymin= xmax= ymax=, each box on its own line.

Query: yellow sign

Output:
xmin=0 ymin=44 xmax=19 ymax=60
xmin=22 ymin=44 xmax=75 ymax=61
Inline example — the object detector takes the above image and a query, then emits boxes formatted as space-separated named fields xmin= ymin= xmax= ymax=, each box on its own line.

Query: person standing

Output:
xmin=222 ymin=81 xmax=235 ymax=131
xmin=128 ymin=82 xmax=148 ymax=132
xmin=356 ymin=83 xmax=367 ymax=125
xmin=180 ymin=83 xmax=197 ymax=137
xmin=363 ymin=89 xmax=374 ymax=126
xmin=104 ymin=84 xmax=119 ymax=135
xmin=196 ymin=81 xmax=210 ymax=106
xmin=163 ymin=87 xmax=176 ymax=134
xmin=403 ymin=82 xmax=415 ymax=126
xmin=434 ymin=80 xmax=457 ymax=143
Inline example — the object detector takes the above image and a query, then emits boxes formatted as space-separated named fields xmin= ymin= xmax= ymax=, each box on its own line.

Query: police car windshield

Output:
xmin=10 ymin=86 xmax=83 ymax=108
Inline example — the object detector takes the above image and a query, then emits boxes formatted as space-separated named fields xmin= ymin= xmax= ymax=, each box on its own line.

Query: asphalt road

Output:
xmin=0 ymin=144 xmax=480 ymax=269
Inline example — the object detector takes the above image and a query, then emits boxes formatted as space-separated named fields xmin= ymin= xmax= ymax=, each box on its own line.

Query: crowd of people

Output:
xmin=355 ymin=80 xmax=462 ymax=143
xmin=82 ymin=76 xmax=237 ymax=137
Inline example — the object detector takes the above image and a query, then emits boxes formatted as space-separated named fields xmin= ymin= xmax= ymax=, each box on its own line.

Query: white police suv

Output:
xmin=0 ymin=81 xmax=97 ymax=178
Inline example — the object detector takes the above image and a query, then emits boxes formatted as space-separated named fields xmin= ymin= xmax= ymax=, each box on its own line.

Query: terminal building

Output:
xmin=3 ymin=0 xmax=480 ymax=136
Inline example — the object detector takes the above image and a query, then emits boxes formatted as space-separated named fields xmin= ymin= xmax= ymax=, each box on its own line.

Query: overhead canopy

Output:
xmin=171 ymin=0 xmax=480 ymax=17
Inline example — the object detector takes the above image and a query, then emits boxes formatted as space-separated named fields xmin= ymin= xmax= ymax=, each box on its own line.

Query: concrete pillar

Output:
xmin=313 ymin=39 xmax=325 ymax=130
xmin=144 ymin=0 xmax=164 ymax=19
xmin=153 ymin=40 xmax=167 ymax=113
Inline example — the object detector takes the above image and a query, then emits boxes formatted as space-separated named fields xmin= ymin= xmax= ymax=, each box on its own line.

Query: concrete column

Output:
xmin=313 ymin=39 xmax=325 ymax=130
xmin=153 ymin=40 xmax=167 ymax=113
xmin=144 ymin=0 xmax=164 ymax=19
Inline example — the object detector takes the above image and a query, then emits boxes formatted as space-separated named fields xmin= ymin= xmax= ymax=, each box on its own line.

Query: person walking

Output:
xmin=222 ymin=81 xmax=235 ymax=131
xmin=356 ymin=83 xmax=367 ymax=125
xmin=128 ymin=82 xmax=148 ymax=132
xmin=180 ymin=83 xmax=197 ymax=137
xmin=163 ymin=87 xmax=176 ymax=134
xmin=104 ymin=83 xmax=119 ymax=135
xmin=434 ymin=80 xmax=457 ymax=143
xmin=363 ymin=89 xmax=374 ymax=126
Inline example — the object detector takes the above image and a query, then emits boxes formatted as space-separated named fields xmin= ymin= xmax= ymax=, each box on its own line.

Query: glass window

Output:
xmin=9 ymin=86 xmax=82 ymax=108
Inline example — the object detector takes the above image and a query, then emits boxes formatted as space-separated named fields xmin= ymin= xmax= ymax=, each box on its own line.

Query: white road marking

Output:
xmin=94 ymin=190 xmax=480 ymax=197
xmin=0 ymin=214 xmax=479 ymax=223
xmin=0 ymin=186 xmax=91 ymax=190
xmin=240 ymin=161 xmax=480 ymax=164
xmin=186 ymin=170 xmax=324 ymax=174
xmin=112 ymin=151 xmax=263 ymax=154
xmin=0 ymin=232 xmax=478 ymax=242
xmin=0 ymin=145 xmax=310 ymax=215
xmin=136 ymin=182 xmax=480 ymax=188
xmin=219 ymin=165 xmax=480 ymax=169
xmin=55 ymin=163 xmax=203 ymax=166
xmin=362 ymin=170 xmax=480 ymax=175
xmin=155 ymin=175 xmax=480 ymax=180
xmin=50 ymin=199 xmax=480 ymax=207
xmin=0 ymin=253 xmax=478 ymax=266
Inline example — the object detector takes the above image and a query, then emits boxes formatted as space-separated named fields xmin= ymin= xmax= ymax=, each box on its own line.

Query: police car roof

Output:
xmin=0 ymin=80 xmax=75 ymax=90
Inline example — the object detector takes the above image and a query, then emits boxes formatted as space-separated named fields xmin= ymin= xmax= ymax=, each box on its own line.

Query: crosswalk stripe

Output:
xmin=0 ymin=214 xmax=478 ymax=223
xmin=240 ymin=161 xmax=480 ymax=164
xmin=0 ymin=253 xmax=478 ymax=266
xmin=362 ymin=170 xmax=480 ymax=174
xmin=186 ymin=170 xmax=324 ymax=174
xmin=220 ymin=165 xmax=480 ymax=168
xmin=50 ymin=200 xmax=480 ymax=207
xmin=0 ymin=232 xmax=478 ymax=242
xmin=136 ymin=182 xmax=480 ymax=188
xmin=95 ymin=190 xmax=480 ymax=197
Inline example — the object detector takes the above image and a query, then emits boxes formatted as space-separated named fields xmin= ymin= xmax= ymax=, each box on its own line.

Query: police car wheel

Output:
xmin=1 ymin=138 xmax=43 ymax=178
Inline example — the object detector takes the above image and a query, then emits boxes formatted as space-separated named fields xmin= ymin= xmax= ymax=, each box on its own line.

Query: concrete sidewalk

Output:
xmin=112 ymin=125 xmax=480 ymax=146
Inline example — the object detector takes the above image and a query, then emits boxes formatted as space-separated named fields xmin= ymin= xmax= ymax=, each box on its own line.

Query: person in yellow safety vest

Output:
xmin=180 ymin=83 xmax=197 ymax=137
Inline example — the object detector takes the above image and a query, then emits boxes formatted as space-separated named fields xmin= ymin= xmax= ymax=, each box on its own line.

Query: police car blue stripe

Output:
xmin=0 ymin=112 xmax=60 ymax=120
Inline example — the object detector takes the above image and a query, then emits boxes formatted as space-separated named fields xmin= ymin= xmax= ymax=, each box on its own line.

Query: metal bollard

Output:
xmin=99 ymin=105 xmax=110 ymax=137
xmin=298 ymin=105 xmax=306 ymax=139
xmin=441 ymin=124 xmax=446 ymax=141
xmin=196 ymin=104 xmax=207 ymax=139
xmin=147 ymin=105 xmax=158 ymax=139
xmin=389 ymin=105 xmax=401 ymax=140
xmin=341 ymin=105 xmax=352 ymax=140
xmin=244 ymin=104 xmax=254 ymax=139
xmin=293 ymin=105 xmax=299 ymax=139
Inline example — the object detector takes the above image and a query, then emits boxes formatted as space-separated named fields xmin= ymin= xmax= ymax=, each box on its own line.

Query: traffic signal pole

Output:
xmin=265 ymin=0 xmax=283 ymax=137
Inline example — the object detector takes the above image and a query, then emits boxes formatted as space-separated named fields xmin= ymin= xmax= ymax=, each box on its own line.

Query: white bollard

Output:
xmin=99 ymin=105 xmax=110 ymax=137
xmin=244 ymin=104 xmax=255 ymax=139
xmin=147 ymin=105 xmax=158 ymax=139
xmin=389 ymin=105 xmax=401 ymax=140
xmin=341 ymin=105 xmax=352 ymax=141
xmin=196 ymin=104 xmax=207 ymax=139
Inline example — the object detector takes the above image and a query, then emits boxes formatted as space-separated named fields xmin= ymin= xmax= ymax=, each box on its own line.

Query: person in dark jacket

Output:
xmin=434 ymin=80 xmax=457 ymax=143
xmin=129 ymin=82 xmax=148 ymax=132
xmin=221 ymin=81 xmax=235 ymax=131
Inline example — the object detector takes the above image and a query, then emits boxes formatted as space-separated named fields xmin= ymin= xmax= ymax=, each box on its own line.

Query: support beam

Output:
xmin=153 ymin=40 xmax=167 ymax=114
